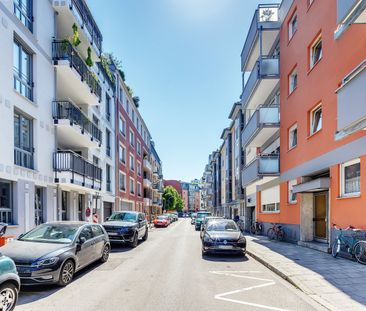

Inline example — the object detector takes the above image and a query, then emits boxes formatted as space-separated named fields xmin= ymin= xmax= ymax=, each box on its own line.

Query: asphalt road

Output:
xmin=16 ymin=219 xmax=325 ymax=311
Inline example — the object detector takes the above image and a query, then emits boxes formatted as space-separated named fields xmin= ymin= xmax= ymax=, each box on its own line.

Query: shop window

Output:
xmin=341 ymin=159 xmax=361 ymax=196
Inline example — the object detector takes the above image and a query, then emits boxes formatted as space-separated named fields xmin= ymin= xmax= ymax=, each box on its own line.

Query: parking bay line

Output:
xmin=210 ymin=271 xmax=293 ymax=311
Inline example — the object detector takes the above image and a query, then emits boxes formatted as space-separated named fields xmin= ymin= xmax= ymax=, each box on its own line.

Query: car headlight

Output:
xmin=238 ymin=237 xmax=246 ymax=243
xmin=203 ymin=235 xmax=213 ymax=243
xmin=32 ymin=257 xmax=59 ymax=267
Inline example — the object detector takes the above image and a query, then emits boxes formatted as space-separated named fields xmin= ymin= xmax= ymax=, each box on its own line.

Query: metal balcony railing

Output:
xmin=52 ymin=100 xmax=102 ymax=144
xmin=54 ymin=150 xmax=102 ymax=186
xmin=71 ymin=0 xmax=103 ymax=53
xmin=14 ymin=147 xmax=34 ymax=169
xmin=52 ymin=40 xmax=101 ymax=101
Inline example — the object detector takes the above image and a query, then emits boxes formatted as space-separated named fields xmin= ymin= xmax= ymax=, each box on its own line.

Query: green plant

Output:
xmin=100 ymin=55 xmax=115 ymax=83
xmin=60 ymin=39 xmax=69 ymax=54
xmin=85 ymin=47 xmax=93 ymax=67
xmin=72 ymin=23 xmax=81 ymax=47
xmin=132 ymin=96 xmax=140 ymax=108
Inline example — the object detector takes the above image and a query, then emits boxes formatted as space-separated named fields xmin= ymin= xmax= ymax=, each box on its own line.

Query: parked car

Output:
xmin=200 ymin=217 xmax=223 ymax=239
xmin=103 ymin=211 xmax=148 ymax=247
xmin=153 ymin=216 xmax=169 ymax=227
xmin=191 ymin=213 xmax=197 ymax=225
xmin=201 ymin=219 xmax=246 ymax=256
xmin=170 ymin=213 xmax=178 ymax=222
xmin=0 ymin=223 xmax=20 ymax=311
xmin=1 ymin=222 xmax=110 ymax=286
xmin=178 ymin=212 xmax=184 ymax=218
xmin=195 ymin=211 xmax=212 ymax=231
xmin=165 ymin=213 xmax=174 ymax=224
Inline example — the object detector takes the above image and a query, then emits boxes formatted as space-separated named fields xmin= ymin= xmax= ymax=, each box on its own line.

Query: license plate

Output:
xmin=218 ymin=245 xmax=233 ymax=250
xmin=108 ymin=232 xmax=119 ymax=236
xmin=17 ymin=267 xmax=31 ymax=274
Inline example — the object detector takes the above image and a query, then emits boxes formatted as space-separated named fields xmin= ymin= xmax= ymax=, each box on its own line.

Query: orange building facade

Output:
xmin=250 ymin=0 xmax=366 ymax=248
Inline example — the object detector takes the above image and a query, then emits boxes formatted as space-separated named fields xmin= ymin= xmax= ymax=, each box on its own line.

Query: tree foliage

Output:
xmin=162 ymin=186 xmax=183 ymax=212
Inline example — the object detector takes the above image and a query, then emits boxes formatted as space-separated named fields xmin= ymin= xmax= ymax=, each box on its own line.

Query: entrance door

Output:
xmin=314 ymin=193 xmax=327 ymax=240
xmin=35 ymin=187 xmax=44 ymax=226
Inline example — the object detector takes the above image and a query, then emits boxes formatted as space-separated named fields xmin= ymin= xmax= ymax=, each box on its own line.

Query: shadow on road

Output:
xmin=202 ymin=253 xmax=248 ymax=263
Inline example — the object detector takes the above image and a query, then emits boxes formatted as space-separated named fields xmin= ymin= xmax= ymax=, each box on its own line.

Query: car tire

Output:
xmin=0 ymin=282 xmax=18 ymax=311
xmin=100 ymin=244 xmax=110 ymax=263
xmin=130 ymin=232 xmax=139 ymax=248
xmin=58 ymin=259 xmax=75 ymax=287
xmin=142 ymin=227 xmax=149 ymax=241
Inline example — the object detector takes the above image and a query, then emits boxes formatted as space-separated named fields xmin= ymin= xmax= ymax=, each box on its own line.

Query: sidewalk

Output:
xmin=246 ymin=235 xmax=366 ymax=311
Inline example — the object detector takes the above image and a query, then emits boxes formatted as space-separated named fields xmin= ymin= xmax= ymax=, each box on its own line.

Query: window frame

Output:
xmin=261 ymin=203 xmax=280 ymax=213
xmin=13 ymin=40 xmax=33 ymax=101
xmin=14 ymin=0 xmax=33 ymax=32
xmin=119 ymin=171 xmax=126 ymax=192
xmin=129 ymin=153 xmax=135 ymax=171
xmin=14 ymin=110 xmax=34 ymax=169
xmin=130 ymin=130 xmax=135 ymax=148
xmin=289 ymin=67 xmax=298 ymax=94
xmin=310 ymin=35 xmax=322 ymax=69
xmin=0 ymin=180 xmax=13 ymax=225
xmin=119 ymin=143 xmax=126 ymax=164
xmin=119 ymin=114 xmax=126 ymax=136
xmin=130 ymin=177 xmax=135 ymax=195
xmin=288 ymin=179 xmax=298 ymax=204
xmin=340 ymin=158 xmax=361 ymax=197
xmin=288 ymin=11 xmax=298 ymax=41
xmin=310 ymin=104 xmax=322 ymax=135
xmin=288 ymin=124 xmax=298 ymax=150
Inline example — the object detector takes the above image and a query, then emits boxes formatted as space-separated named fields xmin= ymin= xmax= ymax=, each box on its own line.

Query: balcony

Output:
xmin=53 ymin=150 xmax=102 ymax=190
xmin=143 ymin=178 xmax=152 ymax=189
xmin=152 ymin=198 xmax=162 ymax=206
xmin=241 ymin=4 xmax=280 ymax=72
xmin=242 ymin=154 xmax=280 ymax=188
xmin=52 ymin=0 xmax=102 ymax=59
xmin=241 ymin=56 xmax=280 ymax=110
xmin=153 ymin=181 xmax=163 ymax=193
xmin=336 ymin=59 xmax=366 ymax=139
xmin=242 ymin=106 xmax=280 ymax=147
xmin=52 ymin=40 xmax=101 ymax=106
xmin=53 ymin=100 xmax=102 ymax=148
xmin=143 ymin=159 xmax=152 ymax=172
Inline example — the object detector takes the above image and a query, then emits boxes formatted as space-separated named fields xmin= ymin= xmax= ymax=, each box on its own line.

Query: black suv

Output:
xmin=102 ymin=211 xmax=148 ymax=248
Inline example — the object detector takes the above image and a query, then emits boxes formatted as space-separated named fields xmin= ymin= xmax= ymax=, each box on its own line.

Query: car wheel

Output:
xmin=0 ymin=282 xmax=18 ymax=311
xmin=100 ymin=244 xmax=110 ymax=263
xmin=58 ymin=259 xmax=75 ymax=287
xmin=130 ymin=232 xmax=139 ymax=248
xmin=142 ymin=227 xmax=148 ymax=241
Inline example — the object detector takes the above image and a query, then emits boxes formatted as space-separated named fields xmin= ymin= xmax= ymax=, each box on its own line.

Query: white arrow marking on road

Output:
xmin=210 ymin=271 xmax=293 ymax=311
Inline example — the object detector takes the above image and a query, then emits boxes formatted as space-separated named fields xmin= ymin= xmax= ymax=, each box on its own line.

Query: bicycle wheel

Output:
xmin=354 ymin=241 xmax=366 ymax=265
xmin=277 ymin=229 xmax=285 ymax=241
xmin=331 ymin=240 xmax=340 ymax=258
xmin=250 ymin=225 xmax=256 ymax=235
xmin=267 ymin=228 xmax=275 ymax=240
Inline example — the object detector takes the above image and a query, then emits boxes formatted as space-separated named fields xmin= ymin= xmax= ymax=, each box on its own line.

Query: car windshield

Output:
xmin=197 ymin=213 xmax=211 ymax=219
xmin=157 ymin=216 xmax=167 ymax=220
xmin=207 ymin=221 xmax=239 ymax=232
xmin=109 ymin=212 xmax=137 ymax=222
xmin=19 ymin=224 xmax=80 ymax=244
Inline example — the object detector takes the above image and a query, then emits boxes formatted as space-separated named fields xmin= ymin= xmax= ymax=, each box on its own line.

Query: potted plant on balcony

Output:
xmin=72 ymin=23 xmax=81 ymax=47
xmin=85 ymin=47 xmax=93 ymax=67
xmin=60 ymin=39 xmax=70 ymax=58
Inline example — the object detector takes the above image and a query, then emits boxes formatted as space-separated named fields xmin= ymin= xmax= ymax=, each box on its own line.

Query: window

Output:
xmin=79 ymin=226 xmax=93 ymax=241
xmin=130 ymin=131 xmax=135 ymax=147
xmin=289 ymin=67 xmax=297 ymax=94
xmin=13 ymin=40 xmax=33 ymax=100
xmin=119 ymin=172 xmax=126 ymax=191
xmin=119 ymin=144 xmax=126 ymax=164
xmin=289 ymin=124 xmax=298 ymax=150
xmin=106 ymin=129 xmax=111 ymax=157
xmin=130 ymin=178 xmax=135 ymax=195
xmin=126 ymin=100 xmax=130 ymax=114
xmin=137 ymin=141 xmax=141 ymax=155
xmin=93 ymin=115 xmax=99 ymax=127
xmin=132 ymin=110 xmax=135 ymax=124
xmin=0 ymin=181 xmax=13 ymax=224
xmin=289 ymin=12 xmax=297 ymax=40
xmin=262 ymin=203 xmax=280 ymax=213
xmin=130 ymin=154 xmax=135 ymax=171
xmin=137 ymin=183 xmax=142 ymax=197
xmin=341 ymin=159 xmax=361 ymax=196
xmin=14 ymin=0 xmax=33 ymax=31
xmin=106 ymin=164 xmax=111 ymax=192
xmin=310 ymin=105 xmax=322 ymax=135
xmin=119 ymin=115 xmax=126 ymax=135
xmin=288 ymin=179 xmax=297 ymax=203
xmin=106 ymin=94 xmax=111 ymax=122
xmin=14 ymin=111 xmax=34 ymax=169
xmin=310 ymin=36 xmax=322 ymax=68
xmin=137 ymin=162 xmax=142 ymax=176
xmin=93 ymin=156 xmax=99 ymax=166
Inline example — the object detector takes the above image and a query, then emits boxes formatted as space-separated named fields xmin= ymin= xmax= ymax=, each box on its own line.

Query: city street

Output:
xmin=16 ymin=219 xmax=324 ymax=311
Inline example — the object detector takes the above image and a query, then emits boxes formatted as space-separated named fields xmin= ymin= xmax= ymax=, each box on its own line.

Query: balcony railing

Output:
xmin=242 ymin=106 xmax=280 ymax=147
xmin=14 ymin=147 xmax=34 ymax=169
xmin=54 ymin=150 xmax=102 ymax=189
xmin=70 ymin=0 xmax=103 ymax=53
xmin=242 ymin=154 xmax=280 ymax=188
xmin=143 ymin=159 xmax=152 ymax=171
xmin=52 ymin=40 xmax=101 ymax=101
xmin=241 ymin=4 xmax=280 ymax=70
xmin=241 ymin=56 xmax=280 ymax=108
xmin=52 ymin=100 xmax=102 ymax=144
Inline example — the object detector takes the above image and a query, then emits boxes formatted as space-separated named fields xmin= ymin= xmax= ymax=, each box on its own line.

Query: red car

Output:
xmin=154 ymin=216 xmax=170 ymax=227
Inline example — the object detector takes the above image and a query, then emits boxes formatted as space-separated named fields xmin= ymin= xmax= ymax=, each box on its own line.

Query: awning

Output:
xmin=292 ymin=178 xmax=330 ymax=194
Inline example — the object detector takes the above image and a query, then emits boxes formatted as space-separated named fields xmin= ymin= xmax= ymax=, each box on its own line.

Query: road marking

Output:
xmin=210 ymin=271 xmax=293 ymax=311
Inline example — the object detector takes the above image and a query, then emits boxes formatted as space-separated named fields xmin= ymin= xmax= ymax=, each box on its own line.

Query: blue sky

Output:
xmin=88 ymin=0 xmax=278 ymax=182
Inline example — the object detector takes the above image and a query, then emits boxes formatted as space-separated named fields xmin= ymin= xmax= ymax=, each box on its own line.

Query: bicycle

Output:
xmin=267 ymin=223 xmax=285 ymax=241
xmin=250 ymin=221 xmax=262 ymax=235
xmin=331 ymin=224 xmax=366 ymax=265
